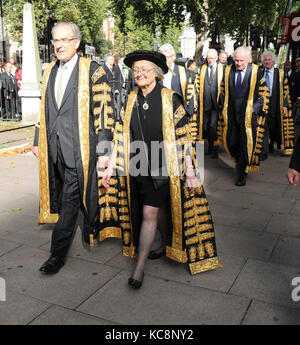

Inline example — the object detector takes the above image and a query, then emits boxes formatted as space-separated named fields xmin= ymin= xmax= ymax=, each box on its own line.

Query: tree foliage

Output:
xmin=3 ymin=0 xmax=111 ymax=54
xmin=109 ymin=0 xmax=287 ymax=42
xmin=110 ymin=2 xmax=183 ymax=54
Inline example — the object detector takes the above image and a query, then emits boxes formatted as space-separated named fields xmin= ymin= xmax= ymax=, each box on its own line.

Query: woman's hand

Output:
xmin=101 ymin=163 xmax=114 ymax=188
xmin=186 ymin=167 xmax=198 ymax=193
xmin=98 ymin=155 xmax=110 ymax=169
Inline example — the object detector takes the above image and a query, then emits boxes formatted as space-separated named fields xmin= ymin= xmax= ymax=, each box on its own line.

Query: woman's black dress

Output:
xmin=130 ymin=83 xmax=169 ymax=207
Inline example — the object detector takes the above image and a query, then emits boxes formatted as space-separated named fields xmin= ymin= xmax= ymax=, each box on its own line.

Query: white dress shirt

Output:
xmin=55 ymin=54 xmax=78 ymax=104
xmin=163 ymin=63 xmax=173 ymax=89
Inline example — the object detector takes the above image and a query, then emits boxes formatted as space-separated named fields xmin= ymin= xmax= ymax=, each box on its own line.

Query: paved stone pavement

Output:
xmin=0 ymin=145 xmax=300 ymax=325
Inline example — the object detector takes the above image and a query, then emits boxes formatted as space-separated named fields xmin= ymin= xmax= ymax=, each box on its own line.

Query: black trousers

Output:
xmin=50 ymin=142 xmax=92 ymax=258
xmin=229 ymin=120 xmax=248 ymax=173
xmin=204 ymin=109 xmax=218 ymax=148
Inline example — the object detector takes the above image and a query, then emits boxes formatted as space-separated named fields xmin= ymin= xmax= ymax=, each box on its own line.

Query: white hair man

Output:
xmin=261 ymin=51 xmax=293 ymax=157
xmin=218 ymin=46 xmax=270 ymax=186
xmin=159 ymin=43 xmax=196 ymax=116
xmin=195 ymin=48 xmax=224 ymax=158
xmin=32 ymin=22 xmax=114 ymax=274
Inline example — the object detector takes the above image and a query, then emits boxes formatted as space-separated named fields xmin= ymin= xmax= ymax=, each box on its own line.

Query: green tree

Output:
xmin=110 ymin=0 xmax=287 ymax=43
xmin=111 ymin=3 xmax=183 ymax=54
xmin=3 ymin=0 xmax=111 ymax=54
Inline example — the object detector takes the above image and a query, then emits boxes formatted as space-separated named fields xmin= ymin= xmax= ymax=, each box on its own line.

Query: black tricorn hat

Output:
xmin=124 ymin=50 xmax=169 ymax=74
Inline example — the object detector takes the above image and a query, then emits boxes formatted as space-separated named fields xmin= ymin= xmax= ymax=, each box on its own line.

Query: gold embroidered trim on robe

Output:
xmin=38 ymin=60 xmax=59 ymax=224
xmin=279 ymin=69 xmax=294 ymax=155
xmin=37 ymin=58 xmax=93 ymax=223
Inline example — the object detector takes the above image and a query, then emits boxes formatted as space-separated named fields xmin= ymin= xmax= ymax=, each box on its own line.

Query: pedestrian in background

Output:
xmin=218 ymin=46 xmax=270 ymax=186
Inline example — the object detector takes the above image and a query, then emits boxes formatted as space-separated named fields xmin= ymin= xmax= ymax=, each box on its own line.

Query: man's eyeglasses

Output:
xmin=133 ymin=67 xmax=154 ymax=75
xmin=51 ymin=38 xmax=78 ymax=45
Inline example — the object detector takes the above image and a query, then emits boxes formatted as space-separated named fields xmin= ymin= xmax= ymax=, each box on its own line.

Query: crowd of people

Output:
xmin=0 ymin=57 xmax=22 ymax=121
xmin=32 ymin=21 xmax=300 ymax=290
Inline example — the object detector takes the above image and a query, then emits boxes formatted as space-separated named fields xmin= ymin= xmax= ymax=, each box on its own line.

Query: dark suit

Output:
xmin=34 ymin=56 xmax=113 ymax=257
xmin=1 ymin=71 xmax=19 ymax=119
xmin=222 ymin=63 xmax=265 ymax=172
xmin=203 ymin=64 xmax=219 ymax=149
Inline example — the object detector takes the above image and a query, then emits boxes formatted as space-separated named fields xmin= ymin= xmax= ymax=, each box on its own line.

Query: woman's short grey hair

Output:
xmin=132 ymin=61 xmax=164 ymax=81
xmin=159 ymin=43 xmax=176 ymax=55
xmin=261 ymin=51 xmax=277 ymax=64
xmin=52 ymin=22 xmax=82 ymax=40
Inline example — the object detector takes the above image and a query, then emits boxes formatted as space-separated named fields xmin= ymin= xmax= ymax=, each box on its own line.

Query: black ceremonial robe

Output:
xmin=35 ymin=57 xmax=114 ymax=244
xmin=98 ymin=86 xmax=220 ymax=275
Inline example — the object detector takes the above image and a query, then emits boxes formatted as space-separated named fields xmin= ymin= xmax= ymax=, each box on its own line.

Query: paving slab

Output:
xmin=265 ymin=214 xmax=300 ymax=237
xmin=0 ymin=238 xmax=21 ymax=258
xmin=0 ymin=212 xmax=50 ymax=248
xmin=282 ymin=185 xmax=300 ymax=201
xmin=106 ymin=251 xmax=246 ymax=293
xmin=210 ymin=203 xmax=273 ymax=232
xmin=0 ymin=290 xmax=50 ymax=325
xmin=78 ymin=271 xmax=250 ymax=325
xmin=269 ymin=236 xmax=300 ymax=268
xmin=289 ymin=200 xmax=300 ymax=216
xmin=66 ymin=231 xmax=123 ymax=265
xmin=0 ymin=246 xmax=121 ymax=309
xmin=230 ymin=259 xmax=300 ymax=310
xmin=30 ymin=305 xmax=116 ymax=325
xmin=242 ymin=300 xmax=300 ymax=325
xmin=207 ymin=189 xmax=295 ymax=214
xmin=214 ymin=224 xmax=278 ymax=261
xmin=0 ymin=189 xmax=39 ymax=216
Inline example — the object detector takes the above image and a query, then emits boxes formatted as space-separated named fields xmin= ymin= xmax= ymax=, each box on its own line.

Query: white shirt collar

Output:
xmin=265 ymin=66 xmax=274 ymax=73
xmin=60 ymin=54 xmax=78 ymax=70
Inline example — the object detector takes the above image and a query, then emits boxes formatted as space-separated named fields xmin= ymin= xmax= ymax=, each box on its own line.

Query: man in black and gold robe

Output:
xmin=195 ymin=49 xmax=224 ymax=158
xmin=260 ymin=51 xmax=294 ymax=157
xmin=32 ymin=22 xmax=114 ymax=274
xmin=218 ymin=46 xmax=270 ymax=186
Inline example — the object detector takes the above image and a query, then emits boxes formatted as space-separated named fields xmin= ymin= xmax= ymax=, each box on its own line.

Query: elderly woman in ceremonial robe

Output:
xmin=100 ymin=50 xmax=220 ymax=289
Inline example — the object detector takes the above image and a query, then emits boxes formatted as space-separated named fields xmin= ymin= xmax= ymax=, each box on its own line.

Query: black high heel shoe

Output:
xmin=128 ymin=273 xmax=144 ymax=289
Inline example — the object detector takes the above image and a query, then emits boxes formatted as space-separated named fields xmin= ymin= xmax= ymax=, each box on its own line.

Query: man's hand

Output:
xmin=286 ymin=168 xmax=300 ymax=186
xmin=32 ymin=145 xmax=38 ymax=158
xmin=283 ymin=107 xmax=288 ymax=115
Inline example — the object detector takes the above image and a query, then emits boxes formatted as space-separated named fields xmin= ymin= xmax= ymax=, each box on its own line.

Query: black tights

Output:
xmin=132 ymin=203 xmax=168 ymax=281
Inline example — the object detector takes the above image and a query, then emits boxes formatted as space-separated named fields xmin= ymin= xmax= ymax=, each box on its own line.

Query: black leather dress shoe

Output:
xmin=39 ymin=255 xmax=65 ymax=274
xmin=128 ymin=273 xmax=144 ymax=289
xmin=235 ymin=172 xmax=247 ymax=186
xmin=148 ymin=250 xmax=166 ymax=260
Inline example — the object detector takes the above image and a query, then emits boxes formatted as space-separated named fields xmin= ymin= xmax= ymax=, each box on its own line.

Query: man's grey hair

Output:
xmin=104 ymin=55 xmax=114 ymax=63
xmin=206 ymin=49 xmax=218 ymax=58
xmin=261 ymin=51 xmax=277 ymax=64
xmin=233 ymin=46 xmax=251 ymax=60
xmin=159 ymin=43 xmax=176 ymax=55
xmin=52 ymin=22 xmax=82 ymax=40
xmin=132 ymin=61 xmax=164 ymax=81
